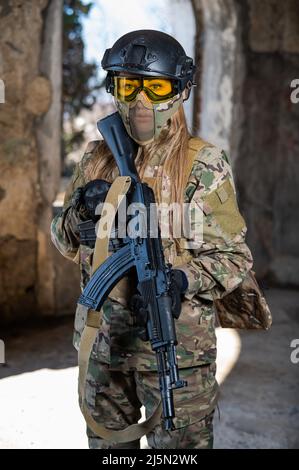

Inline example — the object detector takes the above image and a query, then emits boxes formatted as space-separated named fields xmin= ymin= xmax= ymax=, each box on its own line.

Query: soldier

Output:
xmin=51 ymin=30 xmax=253 ymax=449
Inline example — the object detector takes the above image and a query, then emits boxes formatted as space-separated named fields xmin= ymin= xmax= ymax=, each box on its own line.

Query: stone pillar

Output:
xmin=36 ymin=0 xmax=63 ymax=315
xmin=0 ymin=1 xmax=48 ymax=323
xmin=196 ymin=0 xmax=244 ymax=153
xmin=0 ymin=0 xmax=67 ymax=324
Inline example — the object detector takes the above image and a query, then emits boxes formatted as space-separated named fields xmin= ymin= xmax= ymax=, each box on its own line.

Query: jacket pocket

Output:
xmin=214 ymin=270 xmax=272 ymax=330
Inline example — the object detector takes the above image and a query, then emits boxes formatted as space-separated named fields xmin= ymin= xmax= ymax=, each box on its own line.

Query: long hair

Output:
xmin=84 ymin=105 xmax=191 ymax=207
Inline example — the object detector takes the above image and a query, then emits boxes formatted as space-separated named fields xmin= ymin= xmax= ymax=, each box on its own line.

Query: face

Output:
xmin=113 ymin=72 xmax=184 ymax=145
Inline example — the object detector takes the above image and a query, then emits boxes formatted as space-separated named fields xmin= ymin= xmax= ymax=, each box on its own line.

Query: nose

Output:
xmin=136 ymin=90 xmax=151 ymax=104
xmin=135 ymin=100 xmax=144 ymax=109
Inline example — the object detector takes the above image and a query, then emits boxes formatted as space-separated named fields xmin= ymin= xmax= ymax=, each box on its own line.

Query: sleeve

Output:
xmin=177 ymin=146 xmax=253 ymax=302
xmin=50 ymin=162 xmax=86 ymax=263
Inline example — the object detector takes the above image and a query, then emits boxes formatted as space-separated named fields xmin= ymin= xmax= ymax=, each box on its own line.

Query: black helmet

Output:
xmin=102 ymin=29 xmax=196 ymax=96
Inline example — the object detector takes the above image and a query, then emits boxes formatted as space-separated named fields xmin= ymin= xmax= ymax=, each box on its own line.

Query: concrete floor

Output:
xmin=0 ymin=287 xmax=298 ymax=449
xmin=214 ymin=288 xmax=299 ymax=449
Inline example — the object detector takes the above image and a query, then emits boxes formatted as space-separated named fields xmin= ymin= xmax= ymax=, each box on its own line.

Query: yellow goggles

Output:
xmin=114 ymin=76 xmax=176 ymax=103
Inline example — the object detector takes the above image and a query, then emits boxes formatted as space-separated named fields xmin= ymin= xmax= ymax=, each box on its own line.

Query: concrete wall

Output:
xmin=235 ymin=0 xmax=299 ymax=285
xmin=194 ymin=0 xmax=299 ymax=285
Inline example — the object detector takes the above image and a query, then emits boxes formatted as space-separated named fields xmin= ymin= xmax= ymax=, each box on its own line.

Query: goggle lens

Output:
xmin=114 ymin=76 xmax=176 ymax=103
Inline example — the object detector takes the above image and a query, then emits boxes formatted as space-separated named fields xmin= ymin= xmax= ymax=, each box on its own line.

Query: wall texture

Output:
xmin=199 ymin=0 xmax=242 ymax=152
xmin=0 ymin=0 xmax=49 ymax=323
xmin=235 ymin=0 xmax=299 ymax=285
xmin=193 ymin=0 xmax=299 ymax=286
xmin=0 ymin=0 xmax=79 ymax=325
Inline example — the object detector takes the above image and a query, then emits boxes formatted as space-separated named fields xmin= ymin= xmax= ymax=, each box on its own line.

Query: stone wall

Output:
xmin=0 ymin=0 xmax=79 ymax=325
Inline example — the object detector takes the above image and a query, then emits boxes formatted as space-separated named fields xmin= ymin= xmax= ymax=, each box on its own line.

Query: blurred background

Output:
xmin=0 ymin=0 xmax=298 ymax=449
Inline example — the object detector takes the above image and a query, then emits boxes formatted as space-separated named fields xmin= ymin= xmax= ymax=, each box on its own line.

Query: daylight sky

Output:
xmin=82 ymin=0 xmax=173 ymax=79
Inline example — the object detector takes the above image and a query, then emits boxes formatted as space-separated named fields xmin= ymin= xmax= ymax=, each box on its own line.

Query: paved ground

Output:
xmin=214 ymin=288 xmax=299 ymax=449
xmin=0 ymin=288 xmax=298 ymax=449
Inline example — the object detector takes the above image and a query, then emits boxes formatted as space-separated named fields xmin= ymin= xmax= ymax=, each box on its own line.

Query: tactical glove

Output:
xmin=129 ymin=269 xmax=188 ymax=341
xmin=70 ymin=179 xmax=112 ymax=246
xmin=71 ymin=179 xmax=112 ymax=222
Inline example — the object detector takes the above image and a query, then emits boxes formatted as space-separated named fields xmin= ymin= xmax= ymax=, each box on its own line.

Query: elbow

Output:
xmin=50 ymin=216 xmax=80 ymax=263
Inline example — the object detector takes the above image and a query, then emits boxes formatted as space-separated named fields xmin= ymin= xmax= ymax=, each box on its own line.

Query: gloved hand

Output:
xmin=129 ymin=269 xmax=188 ymax=341
xmin=169 ymin=269 xmax=188 ymax=319
xmin=71 ymin=187 xmax=90 ymax=221
xmin=71 ymin=179 xmax=112 ymax=222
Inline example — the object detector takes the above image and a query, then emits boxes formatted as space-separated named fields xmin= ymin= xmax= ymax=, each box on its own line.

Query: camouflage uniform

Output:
xmin=51 ymin=137 xmax=253 ymax=449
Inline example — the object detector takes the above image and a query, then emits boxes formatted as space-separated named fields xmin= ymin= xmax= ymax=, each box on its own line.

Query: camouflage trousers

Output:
xmin=80 ymin=358 xmax=218 ymax=449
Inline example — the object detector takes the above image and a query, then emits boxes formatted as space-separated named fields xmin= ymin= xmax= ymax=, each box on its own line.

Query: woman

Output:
xmin=51 ymin=30 xmax=253 ymax=449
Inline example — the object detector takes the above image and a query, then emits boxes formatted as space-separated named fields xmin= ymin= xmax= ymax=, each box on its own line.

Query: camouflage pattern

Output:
xmin=115 ymin=91 xmax=184 ymax=145
xmin=214 ymin=269 xmax=272 ymax=330
xmin=85 ymin=359 xmax=216 ymax=449
xmin=51 ymin=137 xmax=253 ymax=371
xmin=51 ymin=136 xmax=253 ymax=447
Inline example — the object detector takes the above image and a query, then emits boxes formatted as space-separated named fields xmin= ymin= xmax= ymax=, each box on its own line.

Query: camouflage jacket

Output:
xmin=51 ymin=137 xmax=253 ymax=371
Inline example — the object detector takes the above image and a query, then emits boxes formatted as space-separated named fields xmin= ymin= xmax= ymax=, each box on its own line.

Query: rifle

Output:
xmin=78 ymin=111 xmax=187 ymax=431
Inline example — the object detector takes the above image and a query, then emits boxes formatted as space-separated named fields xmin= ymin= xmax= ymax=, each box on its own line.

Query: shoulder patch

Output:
xmin=203 ymin=178 xmax=246 ymax=237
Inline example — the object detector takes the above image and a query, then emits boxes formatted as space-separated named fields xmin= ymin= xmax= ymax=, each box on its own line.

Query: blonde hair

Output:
xmin=84 ymin=105 xmax=191 ymax=207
